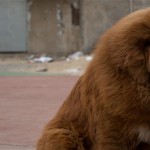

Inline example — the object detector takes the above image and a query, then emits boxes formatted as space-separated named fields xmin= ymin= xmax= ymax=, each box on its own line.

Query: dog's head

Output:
xmin=100 ymin=8 xmax=150 ymax=84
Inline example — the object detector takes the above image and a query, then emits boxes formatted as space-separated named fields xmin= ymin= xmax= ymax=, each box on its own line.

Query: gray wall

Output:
xmin=29 ymin=0 xmax=70 ymax=55
xmin=28 ymin=0 xmax=150 ymax=56
xmin=28 ymin=0 xmax=81 ymax=56
xmin=0 ymin=0 xmax=27 ymax=52
xmin=80 ymin=0 xmax=150 ymax=53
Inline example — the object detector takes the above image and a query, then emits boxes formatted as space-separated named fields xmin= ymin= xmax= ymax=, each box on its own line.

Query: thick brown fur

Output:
xmin=37 ymin=8 xmax=150 ymax=150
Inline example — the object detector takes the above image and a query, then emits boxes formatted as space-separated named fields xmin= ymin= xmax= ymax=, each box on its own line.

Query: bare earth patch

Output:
xmin=0 ymin=55 xmax=92 ymax=76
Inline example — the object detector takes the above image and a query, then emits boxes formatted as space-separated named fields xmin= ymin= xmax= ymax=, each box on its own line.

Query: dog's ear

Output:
xmin=145 ymin=46 xmax=150 ymax=73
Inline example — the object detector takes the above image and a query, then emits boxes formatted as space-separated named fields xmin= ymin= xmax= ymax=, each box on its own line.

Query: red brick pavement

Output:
xmin=0 ymin=76 xmax=79 ymax=148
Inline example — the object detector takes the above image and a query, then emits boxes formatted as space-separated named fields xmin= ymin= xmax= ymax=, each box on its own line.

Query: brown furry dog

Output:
xmin=37 ymin=8 xmax=150 ymax=150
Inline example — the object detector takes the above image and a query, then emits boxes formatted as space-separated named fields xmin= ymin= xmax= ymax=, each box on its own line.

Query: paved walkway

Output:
xmin=0 ymin=76 xmax=79 ymax=150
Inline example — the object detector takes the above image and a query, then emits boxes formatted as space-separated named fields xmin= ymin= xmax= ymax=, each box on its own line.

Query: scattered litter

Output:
xmin=86 ymin=55 xmax=93 ymax=62
xmin=65 ymin=68 xmax=81 ymax=74
xmin=67 ymin=51 xmax=84 ymax=61
xmin=33 ymin=56 xmax=54 ymax=63
xmin=27 ymin=55 xmax=35 ymax=60
xmin=36 ymin=67 xmax=48 ymax=72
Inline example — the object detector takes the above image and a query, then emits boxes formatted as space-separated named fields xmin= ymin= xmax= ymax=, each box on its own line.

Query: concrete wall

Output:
xmin=29 ymin=0 xmax=74 ymax=56
xmin=132 ymin=0 xmax=150 ymax=10
xmin=28 ymin=0 xmax=82 ymax=56
xmin=80 ymin=0 xmax=130 ymax=52
xmin=81 ymin=0 xmax=150 ymax=53
xmin=28 ymin=0 xmax=150 ymax=56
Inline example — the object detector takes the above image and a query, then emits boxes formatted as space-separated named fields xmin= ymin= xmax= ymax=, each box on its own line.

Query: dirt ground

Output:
xmin=0 ymin=55 xmax=92 ymax=76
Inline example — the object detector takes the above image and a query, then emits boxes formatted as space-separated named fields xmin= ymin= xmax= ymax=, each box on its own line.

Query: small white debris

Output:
xmin=27 ymin=55 xmax=35 ymax=60
xmin=65 ymin=68 xmax=81 ymax=75
xmin=86 ymin=55 xmax=93 ymax=62
xmin=67 ymin=51 xmax=84 ymax=61
xmin=33 ymin=56 xmax=53 ymax=63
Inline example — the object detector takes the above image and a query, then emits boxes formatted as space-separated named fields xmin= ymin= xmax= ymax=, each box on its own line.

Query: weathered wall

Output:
xmin=28 ymin=0 xmax=150 ymax=56
xmin=80 ymin=0 xmax=130 ymax=52
xmin=81 ymin=0 xmax=150 ymax=53
xmin=132 ymin=0 xmax=150 ymax=10
xmin=29 ymin=0 xmax=57 ymax=55
xmin=28 ymin=0 xmax=78 ymax=56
